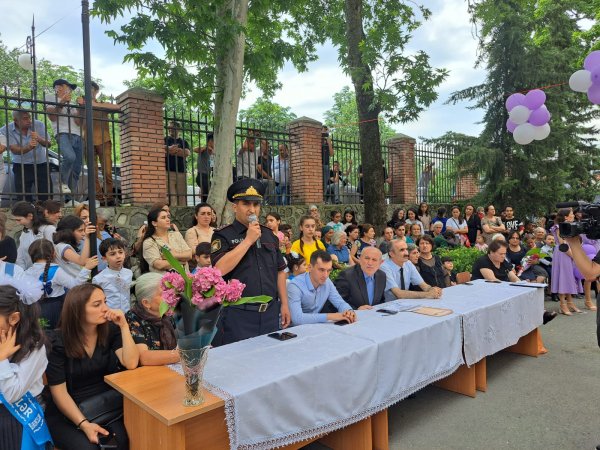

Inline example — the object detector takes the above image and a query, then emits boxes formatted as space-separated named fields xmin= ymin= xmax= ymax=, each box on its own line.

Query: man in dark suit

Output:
xmin=334 ymin=247 xmax=386 ymax=309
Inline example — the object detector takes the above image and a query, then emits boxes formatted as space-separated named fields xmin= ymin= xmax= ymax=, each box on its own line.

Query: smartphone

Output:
xmin=98 ymin=434 xmax=118 ymax=449
xmin=268 ymin=332 xmax=297 ymax=341
xmin=485 ymin=280 xmax=501 ymax=283
xmin=334 ymin=320 xmax=350 ymax=326
xmin=463 ymin=282 xmax=473 ymax=285
xmin=377 ymin=309 xmax=398 ymax=315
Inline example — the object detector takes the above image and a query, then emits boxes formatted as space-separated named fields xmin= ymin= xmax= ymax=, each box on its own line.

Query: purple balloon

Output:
xmin=506 ymin=119 xmax=517 ymax=133
xmin=506 ymin=93 xmax=525 ymax=112
xmin=528 ymin=106 xmax=550 ymax=126
xmin=588 ymin=84 xmax=600 ymax=105
xmin=591 ymin=66 xmax=600 ymax=86
xmin=524 ymin=89 xmax=546 ymax=110
xmin=584 ymin=50 xmax=600 ymax=71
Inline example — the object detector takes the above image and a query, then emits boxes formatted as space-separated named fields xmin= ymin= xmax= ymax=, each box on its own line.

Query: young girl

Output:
xmin=53 ymin=215 xmax=96 ymax=278
xmin=474 ymin=234 xmax=488 ymax=252
xmin=11 ymin=202 xmax=55 ymax=270
xmin=286 ymin=253 xmax=307 ymax=281
xmin=290 ymin=216 xmax=326 ymax=264
xmin=341 ymin=210 xmax=357 ymax=230
xmin=24 ymin=239 xmax=97 ymax=330
xmin=265 ymin=212 xmax=285 ymax=252
xmin=41 ymin=200 xmax=63 ymax=225
xmin=351 ymin=223 xmax=375 ymax=265
xmin=0 ymin=278 xmax=53 ymax=450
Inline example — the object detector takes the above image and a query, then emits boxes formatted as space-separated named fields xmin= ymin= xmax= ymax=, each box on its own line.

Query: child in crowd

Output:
xmin=11 ymin=202 xmax=55 ymax=270
xmin=326 ymin=210 xmax=344 ymax=232
xmin=25 ymin=239 xmax=96 ymax=329
xmin=441 ymin=256 xmax=457 ymax=286
xmin=41 ymin=200 xmax=63 ymax=225
xmin=53 ymin=216 xmax=96 ymax=278
xmin=474 ymin=234 xmax=488 ymax=252
xmin=290 ymin=216 xmax=326 ymax=263
xmin=192 ymin=242 xmax=212 ymax=272
xmin=286 ymin=252 xmax=307 ymax=281
xmin=0 ymin=278 xmax=53 ymax=450
xmin=92 ymin=238 xmax=133 ymax=312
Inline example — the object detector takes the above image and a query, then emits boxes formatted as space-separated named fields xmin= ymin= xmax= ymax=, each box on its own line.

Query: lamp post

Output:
xmin=17 ymin=16 xmax=38 ymax=111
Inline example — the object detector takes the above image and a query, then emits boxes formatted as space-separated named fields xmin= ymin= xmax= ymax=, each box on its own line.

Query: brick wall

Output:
xmin=388 ymin=134 xmax=417 ymax=204
xmin=455 ymin=174 xmax=479 ymax=200
xmin=117 ymin=88 xmax=167 ymax=205
xmin=288 ymin=117 xmax=324 ymax=204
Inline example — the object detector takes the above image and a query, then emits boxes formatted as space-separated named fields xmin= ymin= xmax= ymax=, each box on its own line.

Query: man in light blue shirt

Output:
xmin=0 ymin=110 xmax=51 ymax=202
xmin=288 ymin=250 xmax=356 ymax=325
xmin=380 ymin=240 xmax=443 ymax=301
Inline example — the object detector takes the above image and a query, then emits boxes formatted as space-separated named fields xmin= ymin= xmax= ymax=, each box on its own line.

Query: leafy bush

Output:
xmin=434 ymin=246 xmax=485 ymax=274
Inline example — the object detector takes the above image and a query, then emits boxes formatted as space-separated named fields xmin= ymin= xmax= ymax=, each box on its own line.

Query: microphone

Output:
xmin=558 ymin=243 xmax=569 ymax=253
xmin=248 ymin=214 xmax=261 ymax=248
xmin=555 ymin=201 xmax=582 ymax=209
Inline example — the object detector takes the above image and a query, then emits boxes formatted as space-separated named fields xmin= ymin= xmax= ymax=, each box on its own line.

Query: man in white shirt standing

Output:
xmin=380 ymin=240 xmax=443 ymax=301
xmin=45 ymin=78 xmax=83 ymax=202
xmin=272 ymin=143 xmax=290 ymax=205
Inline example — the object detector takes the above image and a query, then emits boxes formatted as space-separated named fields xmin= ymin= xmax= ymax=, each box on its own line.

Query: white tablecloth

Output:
xmin=414 ymin=280 xmax=544 ymax=366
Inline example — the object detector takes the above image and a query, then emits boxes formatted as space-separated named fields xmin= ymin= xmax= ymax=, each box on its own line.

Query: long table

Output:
xmin=105 ymin=280 xmax=544 ymax=450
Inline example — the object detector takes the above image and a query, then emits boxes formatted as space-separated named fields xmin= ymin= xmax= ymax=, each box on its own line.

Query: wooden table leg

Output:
xmin=371 ymin=409 xmax=389 ymax=450
xmin=319 ymin=416 xmax=373 ymax=450
xmin=475 ymin=358 xmax=487 ymax=392
xmin=434 ymin=364 xmax=476 ymax=398
xmin=505 ymin=328 xmax=539 ymax=357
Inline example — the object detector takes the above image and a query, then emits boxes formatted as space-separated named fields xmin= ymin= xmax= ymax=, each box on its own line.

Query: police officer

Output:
xmin=211 ymin=178 xmax=291 ymax=345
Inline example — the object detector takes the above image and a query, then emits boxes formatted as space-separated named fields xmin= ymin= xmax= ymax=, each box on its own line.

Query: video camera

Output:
xmin=556 ymin=201 xmax=600 ymax=240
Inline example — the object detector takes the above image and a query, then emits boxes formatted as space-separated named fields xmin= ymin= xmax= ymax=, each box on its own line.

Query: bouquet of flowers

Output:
xmin=517 ymin=248 xmax=548 ymax=277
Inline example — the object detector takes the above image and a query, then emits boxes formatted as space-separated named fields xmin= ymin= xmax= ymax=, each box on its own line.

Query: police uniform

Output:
xmin=211 ymin=179 xmax=286 ymax=345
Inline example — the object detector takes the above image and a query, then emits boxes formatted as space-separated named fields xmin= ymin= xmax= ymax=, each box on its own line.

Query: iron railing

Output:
xmin=414 ymin=141 xmax=457 ymax=204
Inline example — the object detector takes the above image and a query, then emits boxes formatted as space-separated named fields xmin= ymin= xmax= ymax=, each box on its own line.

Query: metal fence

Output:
xmin=0 ymin=86 xmax=122 ymax=207
xmin=414 ymin=141 xmax=457 ymax=204
xmin=163 ymin=108 xmax=293 ymax=206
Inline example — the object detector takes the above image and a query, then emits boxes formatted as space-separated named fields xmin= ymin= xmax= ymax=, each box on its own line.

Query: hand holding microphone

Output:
xmin=248 ymin=214 xmax=262 ymax=248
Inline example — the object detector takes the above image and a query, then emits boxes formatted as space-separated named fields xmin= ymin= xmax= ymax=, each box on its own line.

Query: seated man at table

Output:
xmin=288 ymin=250 xmax=357 ymax=325
xmin=334 ymin=247 xmax=386 ymax=309
xmin=380 ymin=240 xmax=443 ymax=301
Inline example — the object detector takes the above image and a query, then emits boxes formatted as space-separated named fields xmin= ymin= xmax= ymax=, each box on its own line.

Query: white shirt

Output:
xmin=92 ymin=267 xmax=133 ymax=312
xmin=54 ymin=242 xmax=84 ymax=278
xmin=24 ymin=263 xmax=90 ymax=298
xmin=44 ymin=92 xmax=82 ymax=136
xmin=380 ymin=259 xmax=424 ymax=301
xmin=0 ymin=261 xmax=25 ymax=278
xmin=16 ymin=224 xmax=56 ymax=270
xmin=0 ymin=346 xmax=47 ymax=403
xmin=272 ymin=155 xmax=290 ymax=185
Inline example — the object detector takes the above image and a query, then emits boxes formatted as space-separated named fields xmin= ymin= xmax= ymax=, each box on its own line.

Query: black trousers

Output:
xmin=12 ymin=163 xmax=50 ymax=202
xmin=213 ymin=300 xmax=280 ymax=346
xmin=196 ymin=172 xmax=210 ymax=202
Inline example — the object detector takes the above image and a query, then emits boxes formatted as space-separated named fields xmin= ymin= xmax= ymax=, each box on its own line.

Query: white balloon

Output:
xmin=17 ymin=53 xmax=33 ymax=71
xmin=513 ymin=123 xmax=535 ymax=145
xmin=533 ymin=123 xmax=551 ymax=140
xmin=569 ymin=70 xmax=592 ymax=93
xmin=509 ymin=105 xmax=531 ymax=125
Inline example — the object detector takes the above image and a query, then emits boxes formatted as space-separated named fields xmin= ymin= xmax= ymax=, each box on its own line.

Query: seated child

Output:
xmin=92 ymin=238 xmax=133 ymax=312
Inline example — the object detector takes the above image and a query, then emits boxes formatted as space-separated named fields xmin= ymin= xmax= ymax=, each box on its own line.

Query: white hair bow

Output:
xmin=0 ymin=274 xmax=43 ymax=305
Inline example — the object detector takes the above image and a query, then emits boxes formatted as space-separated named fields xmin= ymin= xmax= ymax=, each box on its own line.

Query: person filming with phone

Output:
xmin=287 ymin=250 xmax=356 ymax=325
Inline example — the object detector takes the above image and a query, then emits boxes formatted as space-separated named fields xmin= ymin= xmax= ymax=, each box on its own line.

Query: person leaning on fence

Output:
xmin=236 ymin=130 xmax=258 ymax=180
xmin=164 ymin=121 xmax=190 ymax=206
xmin=272 ymin=143 xmax=290 ymax=205
xmin=0 ymin=110 xmax=51 ymax=203
xmin=256 ymin=139 xmax=275 ymax=204
xmin=326 ymin=159 xmax=352 ymax=204
xmin=321 ymin=126 xmax=333 ymax=202
xmin=77 ymin=81 xmax=120 ymax=207
xmin=45 ymin=79 xmax=83 ymax=200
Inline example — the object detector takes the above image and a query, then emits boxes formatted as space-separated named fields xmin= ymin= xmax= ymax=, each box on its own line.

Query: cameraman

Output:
xmin=564 ymin=235 xmax=600 ymax=347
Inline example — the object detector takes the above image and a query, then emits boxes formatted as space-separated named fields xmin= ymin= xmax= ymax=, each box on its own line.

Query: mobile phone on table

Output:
xmin=268 ymin=331 xmax=297 ymax=341
xmin=485 ymin=280 xmax=501 ymax=283
xmin=334 ymin=320 xmax=350 ymax=326
xmin=98 ymin=434 xmax=118 ymax=449
xmin=378 ymin=309 xmax=398 ymax=315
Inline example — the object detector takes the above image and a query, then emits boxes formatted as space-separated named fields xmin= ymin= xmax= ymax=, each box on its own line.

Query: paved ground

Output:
xmin=308 ymin=297 xmax=600 ymax=450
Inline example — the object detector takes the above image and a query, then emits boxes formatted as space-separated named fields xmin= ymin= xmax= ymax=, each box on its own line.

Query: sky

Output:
xmin=1 ymin=0 xmax=488 ymax=140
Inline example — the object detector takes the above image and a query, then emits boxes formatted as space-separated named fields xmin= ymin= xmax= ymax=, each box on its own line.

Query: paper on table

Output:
xmin=410 ymin=307 xmax=453 ymax=317
xmin=509 ymin=281 xmax=547 ymax=288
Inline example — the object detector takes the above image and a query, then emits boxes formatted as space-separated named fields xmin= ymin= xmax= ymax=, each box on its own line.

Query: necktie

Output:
xmin=400 ymin=267 xmax=406 ymax=290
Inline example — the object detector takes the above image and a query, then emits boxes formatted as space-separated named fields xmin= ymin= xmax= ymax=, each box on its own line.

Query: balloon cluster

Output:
xmin=505 ymin=89 xmax=551 ymax=145
xmin=569 ymin=50 xmax=600 ymax=104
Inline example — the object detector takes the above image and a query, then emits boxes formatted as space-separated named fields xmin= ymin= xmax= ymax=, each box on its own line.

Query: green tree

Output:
xmin=302 ymin=1 xmax=447 ymax=227
xmin=93 ymin=0 xmax=321 ymax=220
xmin=238 ymin=96 xmax=297 ymax=128
xmin=434 ymin=0 xmax=599 ymax=216
xmin=323 ymin=86 xmax=397 ymax=141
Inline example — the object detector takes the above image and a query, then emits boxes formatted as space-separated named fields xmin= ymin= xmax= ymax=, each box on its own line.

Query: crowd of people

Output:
xmin=0 ymin=173 xmax=598 ymax=449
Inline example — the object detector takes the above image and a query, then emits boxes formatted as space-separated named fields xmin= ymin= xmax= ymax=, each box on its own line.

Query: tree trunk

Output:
xmin=209 ymin=0 xmax=249 ymax=225
xmin=343 ymin=0 xmax=386 ymax=229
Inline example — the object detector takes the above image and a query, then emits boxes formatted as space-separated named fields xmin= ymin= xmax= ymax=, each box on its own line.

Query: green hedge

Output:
xmin=434 ymin=246 xmax=485 ymax=273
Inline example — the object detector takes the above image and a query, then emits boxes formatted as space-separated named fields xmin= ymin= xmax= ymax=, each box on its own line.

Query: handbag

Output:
xmin=68 ymin=359 xmax=124 ymax=426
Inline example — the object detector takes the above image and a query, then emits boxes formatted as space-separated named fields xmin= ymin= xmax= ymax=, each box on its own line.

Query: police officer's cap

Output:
xmin=226 ymin=178 xmax=265 ymax=203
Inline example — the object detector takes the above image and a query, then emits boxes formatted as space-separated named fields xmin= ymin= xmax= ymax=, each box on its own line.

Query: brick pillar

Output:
xmin=387 ymin=133 xmax=416 ymax=204
xmin=455 ymin=174 xmax=479 ymax=200
xmin=117 ymin=88 xmax=167 ymax=205
xmin=287 ymin=117 xmax=323 ymax=204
